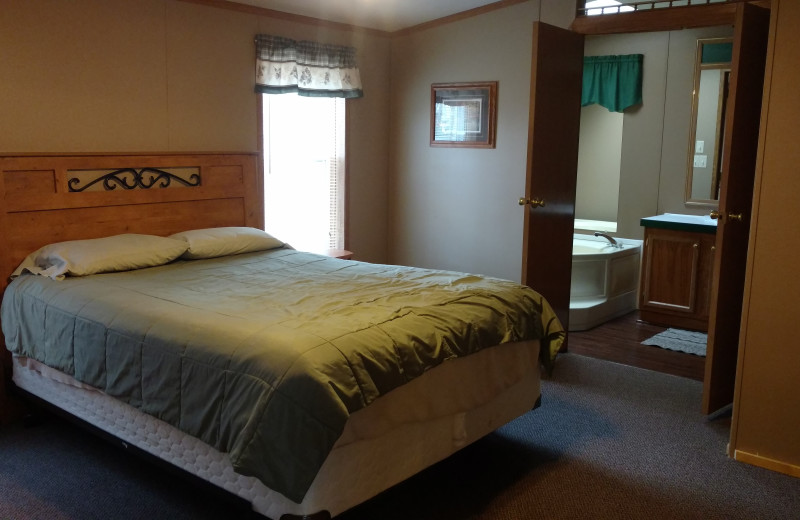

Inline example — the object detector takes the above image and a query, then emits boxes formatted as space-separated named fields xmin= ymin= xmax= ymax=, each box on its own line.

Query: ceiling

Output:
xmin=229 ymin=0 xmax=502 ymax=33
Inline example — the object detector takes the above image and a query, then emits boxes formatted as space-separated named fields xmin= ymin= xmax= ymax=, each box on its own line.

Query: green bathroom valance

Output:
xmin=581 ymin=54 xmax=643 ymax=113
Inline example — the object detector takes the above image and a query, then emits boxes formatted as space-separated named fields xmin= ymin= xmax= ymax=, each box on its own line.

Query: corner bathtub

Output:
xmin=569 ymin=234 xmax=642 ymax=331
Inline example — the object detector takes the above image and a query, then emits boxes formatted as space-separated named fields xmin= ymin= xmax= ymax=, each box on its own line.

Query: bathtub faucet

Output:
xmin=594 ymin=232 xmax=621 ymax=248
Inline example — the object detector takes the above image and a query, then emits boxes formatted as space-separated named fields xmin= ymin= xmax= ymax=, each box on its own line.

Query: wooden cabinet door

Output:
xmin=639 ymin=228 xmax=715 ymax=332
xmin=641 ymin=229 xmax=702 ymax=315
xmin=695 ymin=234 xmax=716 ymax=325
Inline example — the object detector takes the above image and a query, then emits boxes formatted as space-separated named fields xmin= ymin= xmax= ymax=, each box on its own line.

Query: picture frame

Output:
xmin=430 ymin=81 xmax=498 ymax=148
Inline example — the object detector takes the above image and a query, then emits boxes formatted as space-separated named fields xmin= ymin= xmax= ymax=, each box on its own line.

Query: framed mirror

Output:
xmin=685 ymin=37 xmax=732 ymax=206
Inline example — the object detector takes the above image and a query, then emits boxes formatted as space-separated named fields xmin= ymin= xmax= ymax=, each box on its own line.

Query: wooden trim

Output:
xmin=571 ymin=3 xmax=739 ymax=34
xmin=734 ymin=449 xmax=800 ymax=478
xmin=392 ymin=0 xmax=530 ymax=37
xmin=176 ymin=0 xmax=390 ymax=37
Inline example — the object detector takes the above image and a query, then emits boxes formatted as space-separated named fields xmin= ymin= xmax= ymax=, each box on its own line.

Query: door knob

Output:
xmin=709 ymin=210 xmax=743 ymax=222
xmin=518 ymin=197 xmax=546 ymax=208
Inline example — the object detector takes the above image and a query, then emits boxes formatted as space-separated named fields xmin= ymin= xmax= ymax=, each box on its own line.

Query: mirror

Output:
xmin=686 ymin=38 xmax=732 ymax=205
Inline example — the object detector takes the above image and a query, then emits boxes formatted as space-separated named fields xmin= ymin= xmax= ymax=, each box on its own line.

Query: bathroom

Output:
xmin=569 ymin=24 xmax=733 ymax=332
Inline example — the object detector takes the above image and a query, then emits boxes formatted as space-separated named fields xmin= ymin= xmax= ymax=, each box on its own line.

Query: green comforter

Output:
xmin=1 ymin=249 xmax=563 ymax=502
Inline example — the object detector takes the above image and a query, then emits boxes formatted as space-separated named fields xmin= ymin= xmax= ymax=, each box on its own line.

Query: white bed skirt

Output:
xmin=12 ymin=339 xmax=541 ymax=519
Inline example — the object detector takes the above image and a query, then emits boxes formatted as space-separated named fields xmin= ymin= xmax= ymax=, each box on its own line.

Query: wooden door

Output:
xmin=521 ymin=22 xmax=584 ymax=335
xmin=702 ymin=3 xmax=771 ymax=415
xmin=729 ymin=0 xmax=800 ymax=473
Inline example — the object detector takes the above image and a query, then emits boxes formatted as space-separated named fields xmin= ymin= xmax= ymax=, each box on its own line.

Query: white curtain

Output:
xmin=255 ymin=35 xmax=363 ymax=99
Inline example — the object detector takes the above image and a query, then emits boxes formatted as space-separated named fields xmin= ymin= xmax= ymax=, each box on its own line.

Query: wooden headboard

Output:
xmin=0 ymin=152 xmax=262 ymax=421
xmin=0 ymin=152 xmax=263 ymax=293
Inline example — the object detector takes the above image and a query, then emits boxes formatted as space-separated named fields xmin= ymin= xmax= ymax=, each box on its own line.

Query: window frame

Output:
xmin=256 ymin=94 xmax=351 ymax=252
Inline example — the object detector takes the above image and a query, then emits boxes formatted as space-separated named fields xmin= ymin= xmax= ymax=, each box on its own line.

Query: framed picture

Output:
xmin=430 ymin=81 xmax=498 ymax=148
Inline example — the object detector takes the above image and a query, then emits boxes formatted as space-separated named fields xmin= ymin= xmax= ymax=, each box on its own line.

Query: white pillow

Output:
xmin=169 ymin=227 xmax=284 ymax=260
xmin=11 ymin=234 xmax=189 ymax=280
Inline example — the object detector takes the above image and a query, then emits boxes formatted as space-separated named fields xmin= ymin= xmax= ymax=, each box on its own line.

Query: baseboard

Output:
xmin=734 ymin=449 xmax=800 ymax=478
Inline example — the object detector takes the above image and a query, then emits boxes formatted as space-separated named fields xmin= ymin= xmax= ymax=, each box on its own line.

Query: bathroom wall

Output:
xmin=579 ymin=24 xmax=734 ymax=239
xmin=576 ymin=105 xmax=623 ymax=224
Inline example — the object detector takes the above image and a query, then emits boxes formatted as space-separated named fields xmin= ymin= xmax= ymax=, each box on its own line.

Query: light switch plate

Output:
xmin=695 ymin=140 xmax=705 ymax=153
xmin=694 ymin=154 xmax=707 ymax=168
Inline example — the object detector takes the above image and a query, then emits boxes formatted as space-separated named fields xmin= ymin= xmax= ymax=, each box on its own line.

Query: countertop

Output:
xmin=640 ymin=213 xmax=717 ymax=234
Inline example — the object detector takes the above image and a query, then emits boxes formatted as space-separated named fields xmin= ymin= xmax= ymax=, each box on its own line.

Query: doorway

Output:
xmin=570 ymin=26 xmax=734 ymax=377
xmin=528 ymin=3 xmax=771 ymax=415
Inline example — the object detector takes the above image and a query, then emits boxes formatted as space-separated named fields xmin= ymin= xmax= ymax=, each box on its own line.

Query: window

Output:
xmin=262 ymin=94 xmax=345 ymax=253
xmin=584 ymin=0 xmax=635 ymax=15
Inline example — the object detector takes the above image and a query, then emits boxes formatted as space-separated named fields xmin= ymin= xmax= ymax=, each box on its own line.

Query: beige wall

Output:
xmin=588 ymin=31 xmax=668 ymax=240
xmin=576 ymin=105 xmax=623 ymax=223
xmin=386 ymin=1 xmax=733 ymax=281
xmin=388 ymin=0 xmax=576 ymax=282
xmin=0 ymin=0 xmax=741 ymax=276
xmin=0 ymin=0 xmax=391 ymax=263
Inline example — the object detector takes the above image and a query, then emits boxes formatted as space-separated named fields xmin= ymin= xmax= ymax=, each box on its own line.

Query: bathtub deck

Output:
xmin=568 ymin=311 xmax=706 ymax=381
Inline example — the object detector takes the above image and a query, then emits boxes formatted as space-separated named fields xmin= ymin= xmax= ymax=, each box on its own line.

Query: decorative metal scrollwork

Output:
xmin=68 ymin=167 xmax=201 ymax=192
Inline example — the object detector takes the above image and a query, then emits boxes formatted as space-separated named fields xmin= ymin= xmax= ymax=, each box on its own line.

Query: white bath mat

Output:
xmin=642 ymin=328 xmax=708 ymax=356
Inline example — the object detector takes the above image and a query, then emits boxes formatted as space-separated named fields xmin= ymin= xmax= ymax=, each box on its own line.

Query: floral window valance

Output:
xmin=581 ymin=54 xmax=643 ymax=113
xmin=255 ymin=35 xmax=363 ymax=99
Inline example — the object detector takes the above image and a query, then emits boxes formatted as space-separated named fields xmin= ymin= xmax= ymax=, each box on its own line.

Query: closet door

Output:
xmin=731 ymin=0 xmax=800 ymax=474
xmin=702 ymin=3 xmax=771 ymax=415
xmin=520 ymin=22 xmax=583 ymax=334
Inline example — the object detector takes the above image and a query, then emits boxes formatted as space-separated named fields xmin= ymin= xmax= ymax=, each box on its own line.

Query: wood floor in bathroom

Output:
xmin=567 ymin=311 xmax=706 ymax=381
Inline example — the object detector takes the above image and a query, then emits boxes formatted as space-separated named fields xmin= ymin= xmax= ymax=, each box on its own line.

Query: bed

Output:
xmin=0 ymin=153 xmax=563 ymax=519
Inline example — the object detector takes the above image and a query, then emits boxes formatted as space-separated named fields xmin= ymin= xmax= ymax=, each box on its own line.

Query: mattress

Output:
xmin=2 ymin=248 xmax=561 ymax=502
xmin=12 ymin=336 xmax=541 ymax=518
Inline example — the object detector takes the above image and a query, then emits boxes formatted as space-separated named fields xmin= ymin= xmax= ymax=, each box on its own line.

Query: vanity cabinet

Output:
xmin=638 ymin=216 xmax=717 ymax=332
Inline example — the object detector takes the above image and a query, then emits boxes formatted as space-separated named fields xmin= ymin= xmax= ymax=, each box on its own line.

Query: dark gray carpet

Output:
xmin=1 ymin=353 xmax=798 ymax=519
